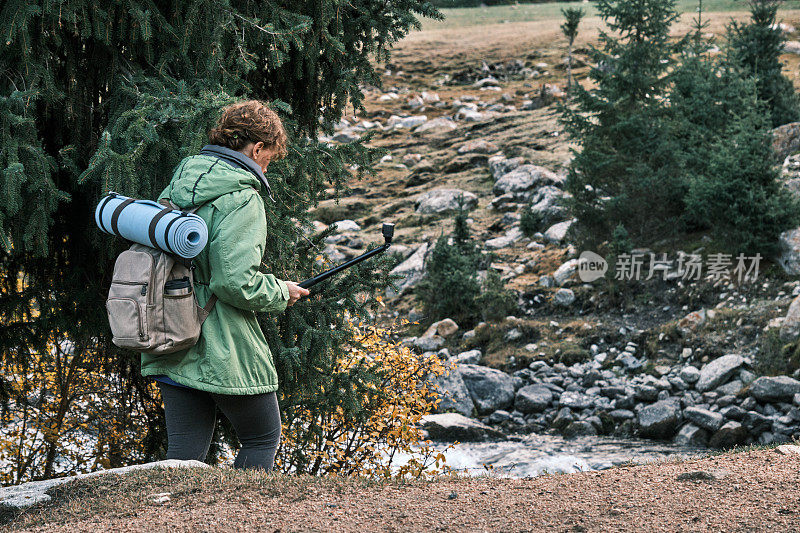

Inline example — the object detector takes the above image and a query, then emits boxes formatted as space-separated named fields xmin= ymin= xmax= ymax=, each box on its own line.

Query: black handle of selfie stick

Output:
xmin=298 ymin=223 xmax=395 ymax=290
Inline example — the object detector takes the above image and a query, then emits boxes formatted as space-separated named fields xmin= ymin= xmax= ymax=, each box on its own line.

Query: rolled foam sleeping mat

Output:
xmin=95 ymin=193 xmax=208 ymax=259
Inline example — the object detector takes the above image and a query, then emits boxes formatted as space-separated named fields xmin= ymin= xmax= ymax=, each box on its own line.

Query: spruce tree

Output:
xmin=725 ymin=0 xmax=800 ymax=128
xmin=558 ymin=0 xmax=690 ymax=248
xmin=0 ymin=0 xmax=442 ymax=476
xmin=416 ymin=206 xmax=483 ymax=327
xmin=670 ymin=0 xmax=799 ymax=254
xmin=560 ymin=7 xmax=585 ymax=96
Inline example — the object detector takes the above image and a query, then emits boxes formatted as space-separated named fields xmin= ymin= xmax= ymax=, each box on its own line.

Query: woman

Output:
xmin=140 ymin=99 xmax=309 ymax=471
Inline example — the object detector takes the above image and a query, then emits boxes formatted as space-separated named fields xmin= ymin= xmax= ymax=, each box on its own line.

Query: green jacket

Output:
xmin=140 ymin=154 xmax=290 ymax=394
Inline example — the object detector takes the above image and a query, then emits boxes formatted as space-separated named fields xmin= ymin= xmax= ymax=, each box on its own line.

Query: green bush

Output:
xmin=475 ymin=270 xmax=519 ymax=323
xmin=756 ymin=328 xmax=800 ymax=376
xmin=520 ymin=204 xmax=546 ymax=237
xmin=415 ymin=209 xmax=483 ymax=327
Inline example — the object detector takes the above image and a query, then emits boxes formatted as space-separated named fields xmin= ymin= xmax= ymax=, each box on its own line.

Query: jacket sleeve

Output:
xmin=207 ymin=192 xmax=290 ymax=314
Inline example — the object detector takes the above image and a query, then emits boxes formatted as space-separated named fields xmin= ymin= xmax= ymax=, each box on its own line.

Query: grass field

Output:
xmin=381 ymin=0 xmax=800 ymax=89
xmin=421 ymin=0 xmax=800 ymax=28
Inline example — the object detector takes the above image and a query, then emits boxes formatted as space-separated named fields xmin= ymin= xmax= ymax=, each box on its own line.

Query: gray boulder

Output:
xmin=638 ymin=399 xmax=681 ymax=439
xmin=488 ymin=155 xmax=524 ymax=180
xmin=415 ymin=188 xmax=478 ymax=214
xmin=514 ymin=384 xmax=553 ymax=413
xmin=679 ymin=366 xmax=700 ymax=384
xmin=635 ymin=385 xmax=659 ymax=402
xmin=608 ymin=409 xmax=635 ymax=421
xmin=553 ymin=259 xmax=582 ymax=286
xmin=388 ymin=114 xmax=428 ymax=129
xmin=772 ymin=121 xmax=800 ymax=163
xmin=528 ymin=186 xmax=569 ymax=226
xmin=387 ymin=242 xmax=429 ymax=297
xmin=695 ymin=354 xmax=745 ymax=392
xmin=414 ymin=117 xmax=457 ymax=134
xmin=683 ymin=406 xmax=724 ymax=432
xmin=780 ymin=294 xmax=800 ymax=341
xmin=485 ymin=226 xmax=524 ymax=250
xmin=459 ymin=364 xmax=516 ymax=415
xmin=778 ymin=227 xmax=800 ymax=275
xmin=450 ymin=349 xmax=482 ymax=365
xmin=552 ymin=407 xmax=574 ymax=429
xmin=543 ymin=219 xmax=574 ymax=243
xmin=332 ymin=219 xmax=361 ymax=232
xmin=493 ymin=165 xmax=561 ymax=199
xmin=553 ymin=288 xmax=576 ymax=306
xmin=743 ymin=410 xmax=772 ymax=434
xmin=428 ymin=368 xmax=474 ymax=417
xmin=750 ymin=376 xmax=800 ymax=402
xmin=413 ymin=335 xmax=444 ymax=352
xmin=708 ymin=421 xmax=747 ymax=449
xmin=421 ymin=413 xmax=504 ymax=442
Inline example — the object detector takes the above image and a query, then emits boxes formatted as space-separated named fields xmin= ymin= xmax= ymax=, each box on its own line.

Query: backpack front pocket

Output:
xmin=106 ymin=297 xmax=146 ymax=343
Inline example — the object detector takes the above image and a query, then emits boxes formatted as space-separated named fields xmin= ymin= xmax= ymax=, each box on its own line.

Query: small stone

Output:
xmin=678 ymin=309 xmax=706 ymax=332
xmin=638 ymin=399 xmax=681 ymax=439
xmin=674 ymin=423 xmax=709 ymax=447
xmin=436 ymin=318 xmax=460 ymax=337
xmin=676 ymin=470 xmax=728 ymax=481
xmin=680 ymin=366 xmax=700 ymax=384
xmin=451 ymin=349 xmax=481 ymax=365
xmin=553 ymin=288 xmax=576 ymax=306
xmin=684 ymin=406 xmax=724 ymax=432
xmin=514 ymin=384 xmax=553 ymax=413
xmin=774 ymin=444 xmax=800 ymax=456
xmin=457 ymin=139 xmax=499 ymax=154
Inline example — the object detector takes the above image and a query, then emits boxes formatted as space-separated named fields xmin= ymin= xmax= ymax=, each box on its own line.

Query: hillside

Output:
xmin=294 ymin=0 xmax=800 ymax=455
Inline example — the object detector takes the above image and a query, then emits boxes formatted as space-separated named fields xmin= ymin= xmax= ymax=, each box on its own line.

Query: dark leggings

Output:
xmin=157 ymin=381 xmax=281 ymax=471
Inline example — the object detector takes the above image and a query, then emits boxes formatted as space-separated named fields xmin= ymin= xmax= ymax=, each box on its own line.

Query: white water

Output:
xmin=395 ymin=433 xmax=707 ymax=478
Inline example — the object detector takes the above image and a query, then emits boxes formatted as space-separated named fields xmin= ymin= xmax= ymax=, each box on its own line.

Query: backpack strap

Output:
xmin=158 ymin=198 xmax=218 ymax=315
xmin=203 ymin=294 xmax=218 ymax=314
xmin=110 ymin=198 xmax=136 ymax=236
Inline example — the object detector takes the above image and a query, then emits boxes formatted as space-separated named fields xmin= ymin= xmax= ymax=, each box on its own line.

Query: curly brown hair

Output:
xmin=208 ymin=100 xmax=288 ymax=158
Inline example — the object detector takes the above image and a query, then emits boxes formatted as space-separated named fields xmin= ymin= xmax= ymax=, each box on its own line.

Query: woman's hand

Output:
xmin=284 ymin=281 xmax=310 ymax=307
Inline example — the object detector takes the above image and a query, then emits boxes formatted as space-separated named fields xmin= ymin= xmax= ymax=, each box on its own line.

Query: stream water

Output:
xmin=404 ymin=434 xmax=709 ymax=478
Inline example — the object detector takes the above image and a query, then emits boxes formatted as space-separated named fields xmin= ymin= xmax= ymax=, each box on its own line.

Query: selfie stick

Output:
xmin=298 ymin=223 xmax=395 ymax=289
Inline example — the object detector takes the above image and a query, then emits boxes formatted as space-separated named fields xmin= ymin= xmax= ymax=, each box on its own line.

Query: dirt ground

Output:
xmin=7 ymin=448 xmax=800 ymax=532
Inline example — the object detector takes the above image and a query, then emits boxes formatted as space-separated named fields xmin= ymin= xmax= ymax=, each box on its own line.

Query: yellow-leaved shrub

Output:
xmin=275 ymin=320 xmax=450 ymax=478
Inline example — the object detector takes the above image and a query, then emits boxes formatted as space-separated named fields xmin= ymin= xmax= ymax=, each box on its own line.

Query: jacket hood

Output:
xmin=165 ymin=153 xmax=263 ymax=209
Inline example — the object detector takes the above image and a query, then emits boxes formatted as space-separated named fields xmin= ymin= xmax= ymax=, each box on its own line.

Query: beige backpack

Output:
xmin=105 ymin=199 xmax=217 ymax=354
